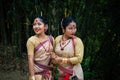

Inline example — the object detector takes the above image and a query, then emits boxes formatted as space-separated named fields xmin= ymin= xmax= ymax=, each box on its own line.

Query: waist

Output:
xmin=34 ymin=61 xmax=53 ymax=70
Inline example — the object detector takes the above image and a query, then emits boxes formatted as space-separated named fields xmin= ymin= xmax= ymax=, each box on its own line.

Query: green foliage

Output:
xmin=0 ymin=0 xmax=119 ymax=80
xmin=52 ymin=64 xmax=59 ymax=80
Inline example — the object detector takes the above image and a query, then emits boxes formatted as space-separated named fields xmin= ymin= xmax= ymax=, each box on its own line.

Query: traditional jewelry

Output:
xmin=61 ymin=35 xmax=67 ymax=45
xmin=60 ymin=40 xmax=70 ymax=50
xmin=60 ymin=35 xmax=71 ymax=50
xmin=62 ymin=58 xmax=68 ymax=63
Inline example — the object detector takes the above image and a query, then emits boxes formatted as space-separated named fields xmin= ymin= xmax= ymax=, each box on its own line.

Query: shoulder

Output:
xmin=55 ymin=35 xmax=62 ymax=39
xmin=48 ymin=35 xmax=54 ymax=45
xmin=74 ymin=36 xmax=84 ymax=45
xmin=48 ymin=35 xmax=54 ymax=40
xmin=55 ymin=35 xmax=62 ymax=42
xmin=27 ymin=35 xmax=36 ymax=43
xmin=75 ymin=36 xmax=82 ymax=41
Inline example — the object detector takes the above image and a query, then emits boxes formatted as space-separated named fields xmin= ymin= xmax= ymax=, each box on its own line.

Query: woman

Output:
xmin=26 ymin=16 xmax=54 ymax=80
xmin=52 ymin=17 xmax=84 ymax=80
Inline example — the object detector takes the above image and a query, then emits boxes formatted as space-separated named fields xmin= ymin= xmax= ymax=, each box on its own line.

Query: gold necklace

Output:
xmin=60 ymin=36 xmax=71 ymax=50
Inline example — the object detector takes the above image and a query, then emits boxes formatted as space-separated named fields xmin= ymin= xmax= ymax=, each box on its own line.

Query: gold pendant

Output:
xmin=61 ymin=48 xmax=64 ymax=50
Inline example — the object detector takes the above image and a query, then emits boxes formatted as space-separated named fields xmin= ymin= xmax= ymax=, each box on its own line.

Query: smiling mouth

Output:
xmin=35 ymin=28 xmax=41 ymax=32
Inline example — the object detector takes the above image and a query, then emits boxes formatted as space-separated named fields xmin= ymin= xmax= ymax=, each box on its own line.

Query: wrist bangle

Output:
xmin=64 ymin=58 xmax=68 ymax=63
xmin=62 ymin=58 xmax=65 ymax=63
xmin=62 ymin=58 xmax=68 ymax=64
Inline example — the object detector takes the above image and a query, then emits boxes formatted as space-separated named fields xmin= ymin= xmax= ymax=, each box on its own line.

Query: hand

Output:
xmin=45 ymin=52 xmax=51 ymax=56
xmin=53 ymin=56 xmax=62 ymax=64
xmin=29 ymin=76 xmax=35 ymax=80
xmin=51 ymin=52 xmax=57 ymax=59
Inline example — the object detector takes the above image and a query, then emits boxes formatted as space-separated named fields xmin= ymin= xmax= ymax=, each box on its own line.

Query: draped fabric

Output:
xmin=54 ymin=35 xmax=84 ymax=80
xmin=27 ymin=35 xmax=53 ymax=80
xmin=34 ymin=38 xmax=53 ymax=80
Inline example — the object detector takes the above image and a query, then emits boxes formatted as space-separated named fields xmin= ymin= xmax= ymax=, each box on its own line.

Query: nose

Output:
xmin=33 ymin=24 xmax=39 ymax=28
xmin=72 ymin=29 xmax=76 ymax=34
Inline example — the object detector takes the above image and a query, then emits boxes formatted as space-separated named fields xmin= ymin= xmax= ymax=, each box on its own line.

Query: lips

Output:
xmin=34 ymin=28 xmax=41 ymax=32
xmin=69 ymin=34 xmax=75 ymax=37
xmin=72 ymin=33 xmax=74 ymax=35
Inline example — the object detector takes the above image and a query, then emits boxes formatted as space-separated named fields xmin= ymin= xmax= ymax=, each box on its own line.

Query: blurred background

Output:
xmin=0 ymin=0 xmax=119 ymax=80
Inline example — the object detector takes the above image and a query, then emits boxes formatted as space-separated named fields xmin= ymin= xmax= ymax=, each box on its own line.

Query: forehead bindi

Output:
xmin=35 ymin=19 xmax=38 ymax=22
xmin=69 ymin=22 xmax=76 ymax=27
xmin=34 ymin=18 xmax=41 ymax=23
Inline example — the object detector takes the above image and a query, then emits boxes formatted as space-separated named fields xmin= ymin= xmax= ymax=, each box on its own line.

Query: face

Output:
xmin=33 ymin=18 xmax=46 ymax=35
xmin=64 ymin=21 xmax=77 ymax=38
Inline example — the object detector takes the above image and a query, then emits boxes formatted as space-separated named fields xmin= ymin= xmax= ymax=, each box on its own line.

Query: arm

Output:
xmin=51 ymin=36 xmax=63 ymax=64
xmin=52 ymin=38 xmax=84 ymax=65
xmin=28 ymin=55 xmax=35 ymax=78
xmin=26 ymin=39 xmax=35 ymax=79
xmin=69 ymin=38 xmax=84 ymax=64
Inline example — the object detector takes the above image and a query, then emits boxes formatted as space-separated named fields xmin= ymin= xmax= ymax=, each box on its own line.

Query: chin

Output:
xmin=35 ymin=32 xmax=41 ymax=35
xmin=70 ymin=35 xmax=74 ymax=37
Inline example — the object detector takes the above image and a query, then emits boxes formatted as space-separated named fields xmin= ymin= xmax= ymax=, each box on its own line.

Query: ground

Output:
xmin=0 ymin=70 xmax=28 ymax=80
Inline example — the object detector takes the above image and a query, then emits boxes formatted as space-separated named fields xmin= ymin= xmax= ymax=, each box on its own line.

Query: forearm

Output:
xmin=52 ymin=53 xmax=80 ymax=64
xmin=69 ymin=57 xmax=81 ymax=64
xmin=69 ymin=38 xmax=84 ymax=64
xmin=61 ymin=57 xmax=71 ymax=64
xmin=29 ymin=61 xmax=34 ymax=76
xmin=28 ymin=55 xmax=35 ymax=77
xmin=52 ymin=53 xmax=82 ymax=65
xmin=28 ymin=58 xmax=35 ymax=80
xmin=55 ymin=56 xmax=71 ymax=64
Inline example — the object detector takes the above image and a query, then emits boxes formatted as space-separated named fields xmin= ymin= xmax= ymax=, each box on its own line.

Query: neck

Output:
xmin=62 ymin=34 xmax=70 ymax=41
xmin=36 ymin=33 xmax=46 ymax=39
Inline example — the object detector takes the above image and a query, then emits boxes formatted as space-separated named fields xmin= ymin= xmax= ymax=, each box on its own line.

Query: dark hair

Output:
xmin=36 ymin=16 xmax=48 ymax=24
xmin=61 ymin=17 xmax=76 ymax=29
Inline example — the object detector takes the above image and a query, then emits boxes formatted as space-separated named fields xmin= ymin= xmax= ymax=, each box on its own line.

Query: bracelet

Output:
xmin=62 ymin=58 xmax=64 ymax=63
xmin=62 ymin=58 xmax=68 ymax=64
xmin=64 ymin=58 xmax=68 ymax=63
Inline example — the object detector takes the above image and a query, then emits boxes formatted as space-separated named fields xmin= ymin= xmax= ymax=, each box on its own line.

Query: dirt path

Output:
xmin=0 ymin=70 xmax=28 ymax=80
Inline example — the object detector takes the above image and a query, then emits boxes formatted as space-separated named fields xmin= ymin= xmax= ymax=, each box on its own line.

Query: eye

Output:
xmin=68 ymin=26 xmax=77 ymax=30
xmin=69 ymin=27 xmax=73 ymax=30
xmin=32 ymin=23 xmax=41 ymax=26
xmin=37 ymin=23 xmax=41 ymax=26
xmin=73 ymin=27 xmax=76 ymax=29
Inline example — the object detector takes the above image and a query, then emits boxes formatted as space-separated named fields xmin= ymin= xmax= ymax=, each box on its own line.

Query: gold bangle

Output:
xmin=62 ymin=58 xmax=65 ymax=63
xmin=62 ymin=58 xmax=68 ymax=64
xmin=64 ymin=58 xmax=68 ymax=63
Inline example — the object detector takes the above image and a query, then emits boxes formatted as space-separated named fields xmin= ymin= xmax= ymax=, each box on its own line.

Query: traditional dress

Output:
xmin=27 ymin=35 xmax=53 ymax=80
xmin=54 ymin=35 xmax=84 ymax=80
